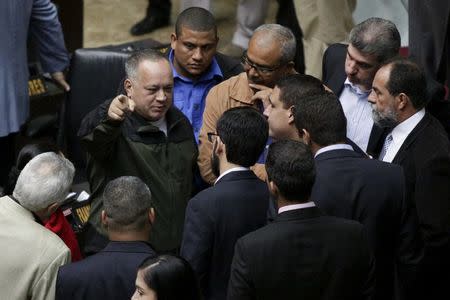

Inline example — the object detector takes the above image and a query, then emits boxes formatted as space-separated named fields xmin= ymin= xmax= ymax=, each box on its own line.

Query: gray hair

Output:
xmin=253 ymin=24 xmax=296 ymax=64
xmin=349 ymin=17 xmax=401 ymax=63
xmin=103 ymin=176 xmax=153 ymax=232
xmin=125 ymin=49 xmax=169 ymax=81
xmin=13 ymin=152 xmax=75 ymax=212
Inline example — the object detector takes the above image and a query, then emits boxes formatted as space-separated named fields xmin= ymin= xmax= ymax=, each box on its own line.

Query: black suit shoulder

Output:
xmin=322 ymin=43 xmax=348 ymax=95
xmin=215 ymin=52 xmax=244 ymax=80
xmin=228 ymin=209 xmax=374 ymax=300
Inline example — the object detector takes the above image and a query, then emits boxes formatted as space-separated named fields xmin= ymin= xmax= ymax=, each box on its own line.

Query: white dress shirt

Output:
xmin=314 ymin=143 xmax=354 ymax=158
xmin=381 ymin=108 xmax=426 ymax=162
xmin=278 ymin=201 xmax=316 ymax=214
xmin=215 ymin=166 xmax=250 ymax=185
xmin=339 ymin=78 xmax=373 ymax=152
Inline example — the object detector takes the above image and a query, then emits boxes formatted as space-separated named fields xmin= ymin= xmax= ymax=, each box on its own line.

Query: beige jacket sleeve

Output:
xmin=198 ymin=83 xmax=228 ymax=184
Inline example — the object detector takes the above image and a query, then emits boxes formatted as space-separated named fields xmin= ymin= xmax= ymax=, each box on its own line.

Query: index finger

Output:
xmin=249 ymin=83 xmax=270 ymax=91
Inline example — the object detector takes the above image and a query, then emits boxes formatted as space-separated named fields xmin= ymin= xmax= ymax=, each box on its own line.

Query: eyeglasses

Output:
xmin=207 ymin=132 xmax=219 ymax=143
xmin=241 ymin=50 xmax=282 ymax=75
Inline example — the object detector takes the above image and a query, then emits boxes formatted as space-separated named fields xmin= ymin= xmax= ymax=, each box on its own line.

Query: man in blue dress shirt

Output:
xmin=168 ymin=7 xmax=242 ymax=142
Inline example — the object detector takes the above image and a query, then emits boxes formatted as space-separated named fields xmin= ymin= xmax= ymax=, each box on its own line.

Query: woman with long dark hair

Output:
xmin=132 ymin=255 xmax=202 ymax=300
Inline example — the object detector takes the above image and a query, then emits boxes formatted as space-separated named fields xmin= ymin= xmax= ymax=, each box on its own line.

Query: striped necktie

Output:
xmin=379 ymin=134 xmax=393 ymax=161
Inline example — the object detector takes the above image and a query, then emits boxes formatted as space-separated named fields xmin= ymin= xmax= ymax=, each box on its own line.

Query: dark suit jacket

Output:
xmin=322 ymin=43 xmax=385 ymax=156
xmin=228 ymin=207 xmax=375 ymax=300
xmin=312 ymin=148 xmax=423 ymax=300
xmin=387 ymin=112 xmax=450 ymax=298
xmin=56 ymin=241 xmax=156 ymax=300
xmin=181 ymin=170 xmax=269 ymax=300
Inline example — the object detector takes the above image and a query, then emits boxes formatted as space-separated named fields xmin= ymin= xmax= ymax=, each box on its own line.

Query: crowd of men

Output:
xmin=1 ymin=5 xmax=450 ymax=300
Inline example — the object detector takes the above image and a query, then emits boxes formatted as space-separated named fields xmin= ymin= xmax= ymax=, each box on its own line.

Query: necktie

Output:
xmin=379 ymin=134 xmax=393 ymax=161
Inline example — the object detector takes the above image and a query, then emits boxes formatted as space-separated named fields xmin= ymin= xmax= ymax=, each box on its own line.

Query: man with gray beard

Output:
xmin=369 ymin=58 xmax=450 ymax=299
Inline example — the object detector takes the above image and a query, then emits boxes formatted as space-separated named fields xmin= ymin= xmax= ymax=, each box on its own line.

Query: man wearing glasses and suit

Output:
xmin=198 ymin=24 xmax=297 ymax=184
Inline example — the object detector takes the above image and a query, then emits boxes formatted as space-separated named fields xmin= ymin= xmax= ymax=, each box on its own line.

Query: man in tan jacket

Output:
xmin=0 ymin=153 xmax=74 ymax=300
xmin=198 ymin=24 xmax=297 ymax=184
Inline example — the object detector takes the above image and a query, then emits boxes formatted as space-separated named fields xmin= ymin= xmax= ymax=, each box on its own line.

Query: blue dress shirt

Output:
xmin=169 ymin=49 xmax=223 ymax=143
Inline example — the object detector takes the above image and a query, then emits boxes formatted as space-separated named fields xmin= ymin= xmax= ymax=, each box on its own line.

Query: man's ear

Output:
xmin=216 ymin=137 xmax=225 ymax=155
xmin=288 ymin=106 xmax=295 ymax=125
xmin=148 ymin=208 xmax=155 ymax=225
xmin=267 ymin=180 xmax=279 ymax=198
xmin=101 ymin=210 xmax=108 ymax=228
xmin=298 ymin=128 xmax=312 ymax=146
xmin=170 ymin=33 xmax=177 ymax=49
xmin=124 ymin=79 xmax=133 ymax=98
xmin=47 ymin=202 xmax=59 ymax=215
xmin=286 ymin=61 xmax=295 ymax=70
xmin=397 ymin=93 xmax=409 ymax=110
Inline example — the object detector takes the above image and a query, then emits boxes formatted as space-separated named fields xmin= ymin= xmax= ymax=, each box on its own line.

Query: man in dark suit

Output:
xmin=181 ymin=107 xmax=270 ymax=300
xmin=228 ymin=140 xmax=375 ymax=300
xmin=368 ymin=58 xmax=450 ymax=299
xmin=322 ymin=17 xmax=400 ymax=155
xmin=56 ymin=176 xmax=157 ymax=300
xmin=293 ymin=91 xmax=423 ymax=300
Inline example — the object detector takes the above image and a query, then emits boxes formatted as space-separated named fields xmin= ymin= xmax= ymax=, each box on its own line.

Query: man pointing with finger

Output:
xmin=78 ymin=49 xmax=198 ymax=254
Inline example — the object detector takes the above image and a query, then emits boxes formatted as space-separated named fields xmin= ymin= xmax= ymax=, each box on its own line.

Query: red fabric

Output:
xmin=44 ymin=209 xmax=83 ymax=262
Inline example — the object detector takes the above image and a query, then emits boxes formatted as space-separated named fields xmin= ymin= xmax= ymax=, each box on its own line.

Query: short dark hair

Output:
xmin=216 ymin=107 xmax=268 ymax=167
xmin=125 ymin=49 xmax=169 ymax=81
xmin=384 ymin=58 xmax=428 ymax=110
xmin=103 ymin=176 xmax=153 ymax=232
xmin=138 ymin=255 xmax=201 ymax=300
xmin=265 ymin=140 xmax=315 ymax=202
xmin=294 ymin=93 xmax=347 ymax=146
xmin=349 ymin=17 xmax=400 ymax=63
xmin=275 ymin=74 xmax=326 ymax=108
xmin=175 ymin=7 xmax=217 ymax=37
xmin=3 ymin=142 xmax=60 ymax=196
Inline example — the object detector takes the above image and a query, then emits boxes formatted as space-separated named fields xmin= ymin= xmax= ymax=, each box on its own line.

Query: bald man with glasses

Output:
xmin=198 ymin=24 xmax=297 ymax=184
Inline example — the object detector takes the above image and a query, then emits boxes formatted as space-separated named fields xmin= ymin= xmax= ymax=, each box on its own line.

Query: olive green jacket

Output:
xmin=79 ymin=99 xmax=198 ymax=252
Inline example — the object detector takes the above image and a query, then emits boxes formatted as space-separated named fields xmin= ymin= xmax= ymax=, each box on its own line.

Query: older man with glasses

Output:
xmin=198 ymin=24 xmax=297 ymax=184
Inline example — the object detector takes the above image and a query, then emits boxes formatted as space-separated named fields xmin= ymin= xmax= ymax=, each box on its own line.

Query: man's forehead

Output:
xmin=177 ymin=26 xmax=217 ymax=40
xmin=374 ymin=65 xmax=391 ymax=85
xmin=348 ymin=44 xmax=378 ymax=65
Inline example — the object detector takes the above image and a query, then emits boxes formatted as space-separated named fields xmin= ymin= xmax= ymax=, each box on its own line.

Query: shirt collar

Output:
xmin=314 ymin=143 xmax=354 ymax=158
xmin=215 ymin=166 xmax=250 ymax=185
xmin=278 ymin=201 xmax=315 ymax=214
xmin=169 ymin=49 xmax=223 ymax=82
xmin=344 ymin=77 xmax=370 ymax=96
xmin=390 ymin=108 xmax=426 ymax=145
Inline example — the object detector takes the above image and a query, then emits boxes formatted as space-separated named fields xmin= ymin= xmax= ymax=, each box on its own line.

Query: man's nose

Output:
xmin=347 ymin=60 xmax=358 ymax=75
xmin=156 ymin=89 xmax=166 ymax=101
xmin=192 ymin=48 xmax=203 ymax=61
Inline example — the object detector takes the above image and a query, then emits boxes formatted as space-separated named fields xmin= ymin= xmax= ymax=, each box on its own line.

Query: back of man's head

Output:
xmin=175 ymin=7 xmax=217 ymax=37
xmin=294 ymin=93 xmax=347 ymax=147
xmin=13 ymin=152 xmax=75 ymax=212
xmin=125 ymin=49 xmax=169 ymax=81
xmin=384 ymin=58 xmax=428 ymax=110
xmin=276 ymin=74 xmax=326 ymax=108
xmin=216 ymin=107 xmax=268 ymax=167
xmin=349 ymin=17 xmax=400 ymax=63
xmin=103 ymin=176 xmax=153 ymax=233
xmin=266 ymin=140 xmax=315 ymax=202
